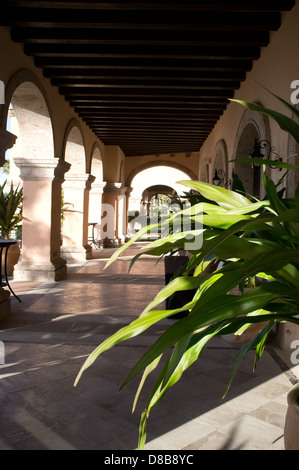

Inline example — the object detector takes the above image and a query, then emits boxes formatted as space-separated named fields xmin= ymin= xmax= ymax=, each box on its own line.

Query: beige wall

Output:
xmin=103 ymin=145 xmax=125 ymax=183
xmin=198 ymin=2 xmax=299 ymax=189
xmin=125 ymin=151 xmax=199 ymax=188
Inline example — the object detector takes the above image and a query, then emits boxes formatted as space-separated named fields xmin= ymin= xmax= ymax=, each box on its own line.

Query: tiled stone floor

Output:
xmin=0 ymin=243 xmax=299 ymax=450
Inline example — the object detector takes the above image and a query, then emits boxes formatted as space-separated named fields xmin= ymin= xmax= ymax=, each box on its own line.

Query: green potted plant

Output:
xmin=0 ymin=180 xmax=23 ymax=275
xmin=75 ymin=90 xmax=299 ymax=450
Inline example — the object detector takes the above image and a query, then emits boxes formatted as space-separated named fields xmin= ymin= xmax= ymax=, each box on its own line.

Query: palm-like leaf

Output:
xmin=0 ymin=181 xmax=23 ymax=239
xmin=75 ymin=90 xmax=299 ymax=449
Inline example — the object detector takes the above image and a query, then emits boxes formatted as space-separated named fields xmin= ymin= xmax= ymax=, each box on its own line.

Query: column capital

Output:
xmin=90 ymin=180 xmax=106 ymax=195
xmin=0 ymin=127 xmax=17 ymax=166
xmin=119 ymin=186 xmax=129 ymax=196
xmin=125 ymin=186 xmax=134 ymax=197
xmin=63 ymin=173 xmax=96 ymax=190
xmin=103 ymin=181 xmax=122 ymax=195
xmin=14 ymin=157 xmax=71 ymax=183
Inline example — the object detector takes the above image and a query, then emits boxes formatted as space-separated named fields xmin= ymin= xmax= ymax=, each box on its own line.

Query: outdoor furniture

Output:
xmin=88 ymin=222 xmax=100 ymax=249
xmin=0 ymin=239 xmax=21 ymax=302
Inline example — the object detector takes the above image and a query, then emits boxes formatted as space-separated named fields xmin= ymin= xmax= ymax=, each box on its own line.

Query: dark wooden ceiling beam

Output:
xmin=51 ymin=80 xmax=241 ymax=91
xmin=24 ymin=44 xmax=261 ymax=61
xmin=84 ymin=119 xmax=216 ymax=127
xmin=44 ymin=69 xmax=246 ymax=82
xmin=73 ymin=104 xmax=228 ymax=111
xmin=0 ymin=8 xmax=282 ymax=31
xmin=12 ymin=28 xmax=270 ymax=48
xmin=75 ymin=105 xmax=226 ymax=112
xmin=97 ymin=133 xmax=209 ymax=138
xmin=3 ymin=1 xmax=295 ymax=12
xmin=35 ymin=57 xmax=254 ymax=70
xmin=70 ymin=96 xmax=228 ymax=104
xmin=1 ymin=0 xmax=292 ymax=156
xmin=59 ymin=87 xmax=234 ymax=97
xmin=88 ymin=126 xmax=209 ymax=132
xmin=79 ymin=108 xmax=221 ymax=115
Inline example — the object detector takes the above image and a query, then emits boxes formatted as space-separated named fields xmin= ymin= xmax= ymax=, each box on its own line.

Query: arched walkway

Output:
xmin=126 ymin=160 xmax=197 ymax=190
xmin=212 ymin=139 xmax=229 ymax=188
xmin=232 ymin=105 xmax=270 ymax=198
xmin=89 ymin=144 xmax=105 ymax=243
xmin=286 ymin=107 xmax=299 ymax=197
xmin=61 ymin=120 xmax=94 ymax=260
xmin=3 ymin=70 xmax=70 ymax=282
xmin=128 ymin=164 xmax=192 ymax=217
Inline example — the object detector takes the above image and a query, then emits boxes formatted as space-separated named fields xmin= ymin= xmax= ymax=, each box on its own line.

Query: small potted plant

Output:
xmin=0 ymin=180 xmax=23 ymax=275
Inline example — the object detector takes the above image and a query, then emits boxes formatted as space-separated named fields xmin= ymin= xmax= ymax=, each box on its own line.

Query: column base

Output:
xmin=0 ymin=288 xmax=11 ymax=321
xmin=102 ymin=238 xmax=122 ymax=248
xmin=61 ymin=244 xmax=92 ymax=261
xmin=14 ymin=258 xmax=67 ymax=282
xmin=276 ymin=322 xmax=299 ymax=350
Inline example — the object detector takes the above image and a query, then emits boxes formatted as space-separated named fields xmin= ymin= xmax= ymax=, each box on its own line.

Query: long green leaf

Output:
xmin=120 ymin=282 xmax=299 ymax=389
xmin=230 ymin=99 xmax=299 ymax=143
xmin=231 ymin=157 xmax=299 ymax=170
xmin=222 ymin=321 xmax=274 ymax=398
xmin=260 ymin=83 xmax=299 ymax=121
xmin=74 ymin=301 xmax=198 ymax=386
xmin=132 ymin=354 xmax=162 ymax=413
xmin=178 ymin=180 xmax=252 ymax=209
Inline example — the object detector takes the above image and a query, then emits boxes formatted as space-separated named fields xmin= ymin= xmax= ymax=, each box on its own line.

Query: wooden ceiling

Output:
xmin=1 ymin=1 xmax=295 ymax=157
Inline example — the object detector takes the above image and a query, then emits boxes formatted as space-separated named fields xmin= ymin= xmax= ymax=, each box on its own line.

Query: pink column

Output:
xmin=61 ymin=173 xmax=95 ymax=261
xmin=0 ymin=127 xmax=16 ymax=316
xmin=101 ymin=182 xmax=122 ymax=247
xmin=89 ymin=181 xmax=106 ymax=246
xmin=13 ymin=158 xmax=71 ymax=281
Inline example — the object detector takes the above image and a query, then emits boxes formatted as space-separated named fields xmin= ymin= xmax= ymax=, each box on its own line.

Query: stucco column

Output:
xmin=125 ymin=187 xmax=133 ymax=237
xmin=118 ymin=187 xmax=129 ymax=242
xmin=89 ymin=181 xmax=106 ymax=245
xmin=0 ymin=127 xmax=16 ymax=166
xmin=101 ymin=182 xmax=122 ymax=247
xmin=0 ymin=127 xmax=17 ymax=315
xmin=61 ymin=173 xmax=95 ymax=261
xmin=13 ymin=157 xmax=71 ymax=282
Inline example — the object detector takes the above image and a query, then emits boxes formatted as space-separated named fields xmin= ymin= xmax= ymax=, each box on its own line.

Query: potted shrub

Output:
xmin=75 ymin=91 xmax=299 ymax=450
xmin=0 ymin=180 xmax=23 ymax=275
xmin=284 ymin=383 xmax=299 ymax=450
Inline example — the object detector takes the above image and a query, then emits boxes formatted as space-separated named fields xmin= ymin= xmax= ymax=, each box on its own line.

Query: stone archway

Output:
xmin=89 ymin=144 xmax=105 ymax=244
xmin=2 ymin=70 xmax=69 ymax=282
xmin=199 ymin=157 xmax=210 ymax=183
xmin=212 ymin=139 xmax=229 ymax=187
xmin=286 ymin=107 xmax=299 ymax=198
xmin=126 ymin=160 xmax=197 ymax=189
xmin=232 ymin=105 xmax=269 ymax=198
xmin=61 ymin=120 xmax=94 ymax=260
xmin=127 ymin=163 xmax=192 ymax=221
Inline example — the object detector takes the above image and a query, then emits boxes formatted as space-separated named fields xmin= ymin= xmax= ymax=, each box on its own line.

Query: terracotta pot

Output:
xmin=222 ymin=287 xmax=268 ymax=347
xmin=284 ymin=383 xmax=299 ymax=450
xmin=1 ymin=242 xmax=21 ymax=276
xmin=222 ymin=321 xmax=269 ymax=348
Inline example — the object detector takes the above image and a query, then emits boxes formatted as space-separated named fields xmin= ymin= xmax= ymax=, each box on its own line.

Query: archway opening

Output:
xmin=3 ymin=81 xmax=55 ymax=265
xmin=127 ymin=165 xmax=191 ymax=239
xmin=234 ymin=122 xmax=261 ymax=198
xmin=89 ymin=146 xmax=104 ymax=244
xmin=129 ymin=165 xmax=191 ymax=217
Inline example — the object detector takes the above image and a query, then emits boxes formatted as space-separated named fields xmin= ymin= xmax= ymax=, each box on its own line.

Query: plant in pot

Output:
xmin=0 ymin=180 xmax=23 ymax=276
xmin=75 ymin=90 xmax=299 ymax=450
